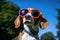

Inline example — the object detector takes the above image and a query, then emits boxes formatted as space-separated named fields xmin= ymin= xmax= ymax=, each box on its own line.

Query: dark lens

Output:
xmin=32 ymin=10 xmax=39 ymax=17
xmin=20 ymin=9 xmax=28 ymax=16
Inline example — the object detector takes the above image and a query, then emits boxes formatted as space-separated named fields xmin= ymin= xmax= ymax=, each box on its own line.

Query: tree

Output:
xmin=40 ymin=32 xmax=55 ymax=40
xmin=0 ymin=0 xmax=20 ymax=40
xmin=56 ymin=9 xmax=60 ymax=40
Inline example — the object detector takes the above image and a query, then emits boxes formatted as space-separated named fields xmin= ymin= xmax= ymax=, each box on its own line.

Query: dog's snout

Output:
xmin=25 ymin=15 xmax=31 ymax=20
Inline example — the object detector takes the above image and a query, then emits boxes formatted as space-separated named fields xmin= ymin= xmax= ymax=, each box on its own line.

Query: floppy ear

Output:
xmin=14 ymin=15 xmax=20 ymax=28
xmin=39 ymin=15 xmax=48 ymax=29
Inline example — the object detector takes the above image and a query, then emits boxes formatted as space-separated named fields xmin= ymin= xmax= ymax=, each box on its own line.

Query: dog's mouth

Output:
xmin=24 ymin=20 xmax=32 ymax=25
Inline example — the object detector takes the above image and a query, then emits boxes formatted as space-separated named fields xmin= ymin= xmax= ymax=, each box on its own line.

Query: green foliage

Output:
xmin=56 ymin=24 xmax=60 ymax=29
xmin=56 ymin=9 xmax=60 ymax=15
xmin=0 ymin=0 xmax=20 ymax=40
xmin=56 ymin=9 xmax=60 ymax=40
xmin=57 ymin=16 xmax=60 ymax=21
xmin=40 ymin=32 xmax=56 ymax=40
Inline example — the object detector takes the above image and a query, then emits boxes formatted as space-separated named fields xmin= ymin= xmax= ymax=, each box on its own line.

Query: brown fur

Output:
xmin=17 ymin=31 xmax=24 ymax=40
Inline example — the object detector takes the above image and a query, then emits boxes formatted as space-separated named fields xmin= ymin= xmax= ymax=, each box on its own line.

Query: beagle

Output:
xmin=14 ymin=8 xmax=48 ymax=40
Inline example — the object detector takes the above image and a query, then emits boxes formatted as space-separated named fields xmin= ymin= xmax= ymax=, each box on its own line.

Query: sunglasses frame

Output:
xmin=19 ymin=9 xmax=41 ymax=19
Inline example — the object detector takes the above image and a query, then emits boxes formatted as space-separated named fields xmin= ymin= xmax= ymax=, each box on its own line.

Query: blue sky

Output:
xmin=7 ymin=0 xmax=60 ymax=38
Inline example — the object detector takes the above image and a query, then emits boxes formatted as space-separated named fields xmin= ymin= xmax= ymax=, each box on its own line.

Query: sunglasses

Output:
xmin=19 ymin=9 xmax=41 ymax=18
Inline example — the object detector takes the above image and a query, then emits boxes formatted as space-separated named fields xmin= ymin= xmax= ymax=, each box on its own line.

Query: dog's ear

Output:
xmin=39 ymin=14 xmax=48 ymax=29
xmin=14 ymin=15 xmax=20 ymax=28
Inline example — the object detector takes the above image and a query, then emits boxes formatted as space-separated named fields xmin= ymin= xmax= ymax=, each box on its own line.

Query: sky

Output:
xmin=7 ymin=0 xmax=60 ymax=38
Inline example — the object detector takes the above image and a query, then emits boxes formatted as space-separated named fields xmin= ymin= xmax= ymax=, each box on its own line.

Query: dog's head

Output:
xmin=14 ymin=8 xmax=48 ymax=30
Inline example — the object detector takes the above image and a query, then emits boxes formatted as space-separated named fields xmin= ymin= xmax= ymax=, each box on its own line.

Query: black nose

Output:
xmin=25 ymin=15 xmax=31 ymax=20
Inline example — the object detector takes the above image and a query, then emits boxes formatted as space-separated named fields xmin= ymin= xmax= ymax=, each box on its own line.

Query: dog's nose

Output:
xmin=25 ymin=15 xmax=31 ymax=20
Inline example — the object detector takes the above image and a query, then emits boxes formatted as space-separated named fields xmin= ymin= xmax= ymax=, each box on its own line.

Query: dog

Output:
xmin=14 ymin=8 xmax=48 ymax=40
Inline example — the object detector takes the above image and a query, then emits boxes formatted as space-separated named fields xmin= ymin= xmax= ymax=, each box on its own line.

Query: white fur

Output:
xmin=24 ymin=24 xmax=30 ymax=33
xmin=21 ymin=32 xmax=36 ymax=40
xmin=21 ymin=24 xmax=36 ymax=40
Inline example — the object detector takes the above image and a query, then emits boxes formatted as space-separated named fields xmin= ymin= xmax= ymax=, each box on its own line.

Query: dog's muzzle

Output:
xmin=24 ymin=15 xmax=33 ymax=25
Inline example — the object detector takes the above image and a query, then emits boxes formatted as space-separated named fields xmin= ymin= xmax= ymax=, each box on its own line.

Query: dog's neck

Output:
xmin=24 ymin=24 xmax=38 ymax=37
